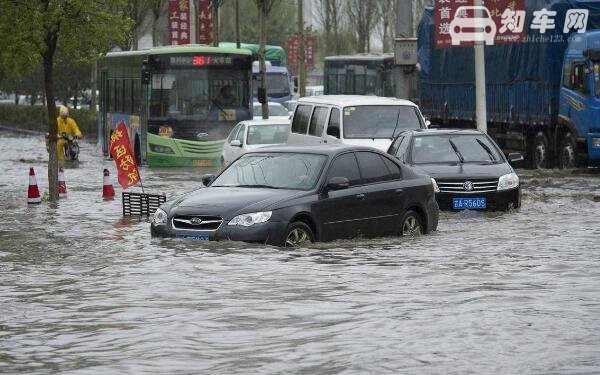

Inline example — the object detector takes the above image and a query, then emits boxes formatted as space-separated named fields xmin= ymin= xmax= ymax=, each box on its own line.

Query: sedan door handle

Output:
xmin=395 ymin=188 xmax=404 ymax=194
xmin=355 ymin=193 xmax=366 ymax=200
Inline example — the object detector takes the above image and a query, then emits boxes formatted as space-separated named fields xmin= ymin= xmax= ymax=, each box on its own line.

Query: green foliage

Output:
xmin=0 ymin=104 xmax=97 ymax=137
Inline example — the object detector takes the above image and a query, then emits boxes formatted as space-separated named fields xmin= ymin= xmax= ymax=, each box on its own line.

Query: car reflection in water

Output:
xmin=387 ymin=129 xmax=523 ymax=211
xmin=151 ymin=145 xmax=439 ymax=247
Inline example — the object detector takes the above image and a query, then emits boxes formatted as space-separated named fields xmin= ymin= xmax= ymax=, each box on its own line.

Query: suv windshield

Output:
xmin=343 ymin=105 xmax=423 ymax=139
xmin=411 ymin=134 xmax=503 ymax=164
xmin=212 ymin=153 xmax=326 ymax=190
xmin=253 ymin=73 xmax=290 ymax=98
xmin=253 ymin=103 xmax=289 ymax=117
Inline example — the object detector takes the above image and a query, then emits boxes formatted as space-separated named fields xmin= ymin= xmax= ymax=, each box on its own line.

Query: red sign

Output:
xmin=287 ymin=35 xmax=315 ymax=72
xmin=168 ymin=0 xmax=191 ymax=45
xmin=435 ymin=0 xmax=526 ymax=48
xmin=197 ymin=0 xmax=213 ymax=45
xmin=110 ymin=122 xmax=141 ymax=189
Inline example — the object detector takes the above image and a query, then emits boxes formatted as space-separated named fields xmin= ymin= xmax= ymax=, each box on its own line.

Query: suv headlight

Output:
xmin=228 ymin=211 xmax=272 ymax=227
xmin=497 ymin=173 xmax=519 ymax=191
xmin=431 ymin=178 xmax=440 ymax=193
xmin=152 ymin=208 xmax=168 ymax=225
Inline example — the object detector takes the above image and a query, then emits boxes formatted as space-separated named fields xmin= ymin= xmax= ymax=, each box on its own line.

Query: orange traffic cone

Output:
xmin=103 ymin=169 xmax=115 ymax=199
xmin=27 ymin=167 xmax=41 ymax=204
xmin=58 ymin=167 xmax=67 ymax=198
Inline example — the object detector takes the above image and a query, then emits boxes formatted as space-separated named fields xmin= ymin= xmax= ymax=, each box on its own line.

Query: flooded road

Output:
xmin=1 ymin=132 xmax=600 ymax=374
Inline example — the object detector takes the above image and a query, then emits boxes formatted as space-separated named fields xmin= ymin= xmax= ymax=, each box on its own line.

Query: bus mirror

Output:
xmin=293 ymin=76 xmax=299 ymax=92
xmin=142 ymin=60 xmax=151 ymax=84
xmin=257 ymin=87 xmax=267 ymax=104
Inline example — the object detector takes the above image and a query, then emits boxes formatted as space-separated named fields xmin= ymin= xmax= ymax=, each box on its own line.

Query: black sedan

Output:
xmin=387 ymin=129 xmax=523 ymax=211
xmin=151 ymin=145 xmax=439 ymax=247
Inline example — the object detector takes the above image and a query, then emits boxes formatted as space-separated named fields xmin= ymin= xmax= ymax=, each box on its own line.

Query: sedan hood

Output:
xmin=412 ymin=162 xmax=513 ymax=179
xmin=341 ymin=138 xmax=393 ymax=152
xmin=169 ymin=187 xmax=302 ymax=218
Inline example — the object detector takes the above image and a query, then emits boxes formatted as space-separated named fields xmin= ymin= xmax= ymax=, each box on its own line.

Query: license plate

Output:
xmin=192 ymin=159 xmax=214 ymax=167
xmin=176 ymin=234 xmax=210 ymax=241
xmin=453 ymin=197 xmax=487 ymax=210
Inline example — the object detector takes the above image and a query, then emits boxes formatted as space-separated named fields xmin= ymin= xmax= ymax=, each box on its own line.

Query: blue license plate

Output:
xmin=453 ymin=197 xmax=487 ymax=210
xmin=176 ymin=234 xmax=210 ymax=241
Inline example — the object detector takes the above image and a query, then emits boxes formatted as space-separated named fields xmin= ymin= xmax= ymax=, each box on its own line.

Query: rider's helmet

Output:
xmin=59 ymin=105 xmax=69 ymax=118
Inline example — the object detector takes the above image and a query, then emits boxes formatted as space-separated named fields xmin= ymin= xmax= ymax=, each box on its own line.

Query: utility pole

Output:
xmin=235 ymin=0 xmax=240 ymax=48
xmin=298 ymin=0 xmax=306 ymax=97
xmin=474 ymin=0 xmax=487 ymax=133
xmin=395 ymin=0 xmax=412 ymax=99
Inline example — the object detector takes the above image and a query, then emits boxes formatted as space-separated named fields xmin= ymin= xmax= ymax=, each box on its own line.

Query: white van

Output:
xmin=287 ymin=95 xmax=428 ymax=151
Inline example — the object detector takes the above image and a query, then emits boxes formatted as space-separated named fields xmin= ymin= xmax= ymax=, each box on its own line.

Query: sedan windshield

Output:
xmin=247 ymin=124 xmax=289 ymax=145
xmin=343 ymin=105 xmax=423 ymax=139
xmin=411 ymin=134 xmax=503 ymax=164
xmin=212 ymin=153 xmax=327 ymax=190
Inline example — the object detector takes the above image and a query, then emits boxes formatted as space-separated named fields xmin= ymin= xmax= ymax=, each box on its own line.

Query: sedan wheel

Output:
xmin=284 ymin=222 xmax=314 ymax=247
xmin=401 ymin=210 xmax=422 ymax=236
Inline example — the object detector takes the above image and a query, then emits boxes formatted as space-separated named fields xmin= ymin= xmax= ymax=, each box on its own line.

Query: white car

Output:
xmin=221 ymin=119 xmax=291 ymax=167
xmin=449 ymin=6 xmax=497 ymax=46
xmin=252 ymin=102 xmax=291 ymax=120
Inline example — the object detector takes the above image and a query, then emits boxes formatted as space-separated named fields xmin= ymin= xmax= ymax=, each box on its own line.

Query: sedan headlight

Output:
xmin=228 ymin=211 xmax=272 ymax=227
xmin=152 ymin=208 xmax=168 ymax=225
xmin=497 ymin=173 xmax=519 ymax=191
xmin=431 ymin=178 xmax=440 ymax=193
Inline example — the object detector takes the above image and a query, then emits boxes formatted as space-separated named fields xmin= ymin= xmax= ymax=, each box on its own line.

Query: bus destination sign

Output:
xmin=169 ymin=55 xmax=234 ymax=66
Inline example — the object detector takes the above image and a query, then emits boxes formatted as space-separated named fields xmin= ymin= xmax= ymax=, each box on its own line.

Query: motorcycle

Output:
xmin=45 ymin=132 xmax=80 ymax=161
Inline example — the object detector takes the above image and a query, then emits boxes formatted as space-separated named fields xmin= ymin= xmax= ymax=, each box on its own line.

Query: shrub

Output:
xmin=0 ymin=104 xmax=97 ymax=138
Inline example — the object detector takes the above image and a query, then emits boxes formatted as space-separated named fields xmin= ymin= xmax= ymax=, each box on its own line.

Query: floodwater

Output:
xmin=1 ymin=131 xmax=600 ymax=374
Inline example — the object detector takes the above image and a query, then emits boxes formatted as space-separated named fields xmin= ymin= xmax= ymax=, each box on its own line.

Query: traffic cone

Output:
xmin=27 ymin=167 xmax=41 ymax=204
xmin=103 ymin=169 xmax=115 ymax=199
xmin=58 ymin=167 xmax=67 ymax=198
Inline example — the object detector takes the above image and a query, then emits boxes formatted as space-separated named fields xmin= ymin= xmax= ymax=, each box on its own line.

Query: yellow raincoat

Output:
xmin=56 ymin=114 xmax=82 ymax=160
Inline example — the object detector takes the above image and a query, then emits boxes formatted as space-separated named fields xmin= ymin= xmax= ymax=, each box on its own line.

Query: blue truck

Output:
xmin=418 ymin=0 xmax=600 ymax=168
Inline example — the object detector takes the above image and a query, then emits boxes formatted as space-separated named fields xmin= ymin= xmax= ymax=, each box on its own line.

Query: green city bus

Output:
xmin=98 ymin=45 xmax=253 ymax=167
xmin=324 ymin=53 xmax=396 ymax=97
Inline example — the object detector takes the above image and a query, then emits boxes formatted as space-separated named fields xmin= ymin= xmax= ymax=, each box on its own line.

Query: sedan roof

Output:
xmin=400 ymin=128 xmax=485 ymax=137
xmin=244 ymin=143 xmax=383 ymax=156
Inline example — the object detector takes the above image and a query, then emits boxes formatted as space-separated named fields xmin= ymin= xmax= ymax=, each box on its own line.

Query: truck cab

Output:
xmin=252 ymin=62 xmax=293 ymax=105
xmin=560 ymin=30 xmax=600 ymax=167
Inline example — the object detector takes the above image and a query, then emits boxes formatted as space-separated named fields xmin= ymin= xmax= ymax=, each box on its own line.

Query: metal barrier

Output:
xmin=122 ymin=192 xmax=166 ymax=216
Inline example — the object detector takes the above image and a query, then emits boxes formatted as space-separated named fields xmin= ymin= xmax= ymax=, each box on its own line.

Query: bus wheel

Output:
xmin=559 ymin=132 xmax=578 ymax=169
xmin=531 ymin=132 xmax=549 ymax=169
xmin=134 ymin=136 xmax=141 ymax=165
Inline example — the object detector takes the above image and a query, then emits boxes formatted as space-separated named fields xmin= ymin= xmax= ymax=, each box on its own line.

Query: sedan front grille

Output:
xmin=436 ymin=179 xmax=498 ymax=194
xmin=172 ymin=215 xmax=223 ymax=231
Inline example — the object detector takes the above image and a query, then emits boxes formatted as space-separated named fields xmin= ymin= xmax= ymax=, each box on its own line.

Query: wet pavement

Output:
xmin=1 ymin=131 xmax=600 ymax=374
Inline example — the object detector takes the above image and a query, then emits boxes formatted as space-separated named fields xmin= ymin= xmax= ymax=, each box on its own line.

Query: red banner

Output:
xmin=435 ymin=0 xmax=526 ymax=48
xmin=168 ymin=0 xmax=191 ymax=45
xmin=287 ymin=35 xmax=315 ymax=72
xmin=110 ymin=121 xmax=141 ymax=190
xmin=197 ymin=0 xmax=213 ymax=45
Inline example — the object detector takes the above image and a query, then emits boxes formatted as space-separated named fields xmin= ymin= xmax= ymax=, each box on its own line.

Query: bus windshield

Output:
xmin=149 ymin=68 xmax=250 ymax=140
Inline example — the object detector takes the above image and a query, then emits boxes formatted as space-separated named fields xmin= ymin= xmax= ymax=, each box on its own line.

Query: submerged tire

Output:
xmin=531 ymin=132 xmax=549 ymax=169
xmin=401 ymin=210 xmax=423 ymax=237
xmin=284 ymin=221 xmax=314 ymax=247
xmin=559 ymin=132 xmax=578 ymax=169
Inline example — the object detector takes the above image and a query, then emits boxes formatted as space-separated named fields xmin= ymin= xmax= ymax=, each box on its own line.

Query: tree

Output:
xmin=298 ymin=0 xmax=305 ymax=97
xmin=346 ymin=0 xmax=377 ymax=53
xmin=0 ymin=0 xmax=131 ymax=202
xmin=253 ymin=0 xmax=282 ymax=119
xmin=210 ymin=0 xmax=226 ymax=47
xmin=125 ymin=0 xmax=149 ymax=50
xmin=149 ymin=0 xmax=168 ymax=46
xmin=376 ymin=0 xmax=395 ymax=52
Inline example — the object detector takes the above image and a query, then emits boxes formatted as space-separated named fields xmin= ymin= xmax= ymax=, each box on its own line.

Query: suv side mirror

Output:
xmin=327 ymin=177 xmax=349 ymax=191
xmin=230 ymin=140 xmax=242 ymax=147
xmin=201 ymin=174 xmax=215 ymax=186
xmin=507 ymin=153 xmax=524 ymax=163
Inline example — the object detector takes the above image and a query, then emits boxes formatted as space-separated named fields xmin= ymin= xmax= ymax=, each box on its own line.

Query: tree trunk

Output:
xmin=91 ymin=60 xmax=97 ymax=112
xmin=259 ymin=3 xmax=268 ymax=119
xmin=43 ymin=43 xmax=59 ymax=202
xmin=235 ymin=0 xmax=240 ymax=48
xmin=212 ymin=0 xmax=219 ymax=47
xmin=298 ymin=0 xmax=305 ymax=97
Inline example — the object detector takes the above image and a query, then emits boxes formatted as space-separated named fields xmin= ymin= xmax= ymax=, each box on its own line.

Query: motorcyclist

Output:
xmin=56 ymin=105 xmax=82 ymax=160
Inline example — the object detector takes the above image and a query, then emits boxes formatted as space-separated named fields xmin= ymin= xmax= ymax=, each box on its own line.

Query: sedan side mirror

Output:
xmin=425 ymin=119 xmax=431 ymax=128
xmin=507 ymin=153 xmax=524 ymax=163
xmin=327 ymin=177 xmax=350 ymax=191
xmin=201 ymin=174 xmax=215 ymax=186
xmin=230 ymin=140 xmax=242 ymax=147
